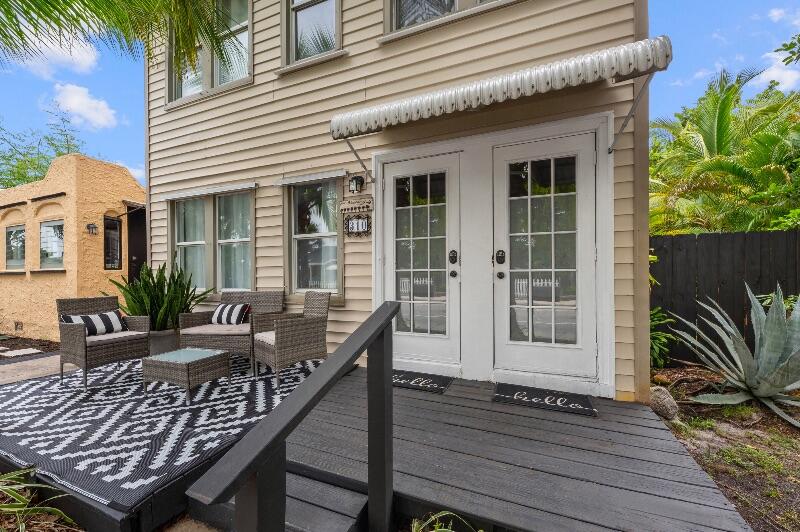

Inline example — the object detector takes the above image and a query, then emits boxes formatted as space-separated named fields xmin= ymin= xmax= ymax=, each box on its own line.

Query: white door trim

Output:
xmin=372 ymin=112 xmax=616 ymax=397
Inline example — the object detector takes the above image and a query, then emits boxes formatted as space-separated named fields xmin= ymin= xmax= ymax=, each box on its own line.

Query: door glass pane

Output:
xmin=219 ymin=242 xmax=251 ymax=290
xmin=397 ymin=303 xmax=412 ymax=332
xmin=506 ymin=156 xmax=579 ymax=345
xmin=396 ymin=0 xmax=455 ymax=30
xmin=294 ymin=0 xmax=336 ymax=61
xmin=395 ymin=172 xmax=447 ymax=336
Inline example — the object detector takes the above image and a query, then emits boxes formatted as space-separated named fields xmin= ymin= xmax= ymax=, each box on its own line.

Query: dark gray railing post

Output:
xmin=235 ymin=441 xmax=286 ymax=532
xmin=367 ymin=324 xmax=393 ymax=532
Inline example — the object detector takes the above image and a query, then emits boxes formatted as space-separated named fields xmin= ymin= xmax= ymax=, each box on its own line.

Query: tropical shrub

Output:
xmin=109 ymin=262 xmax=212 ymax=331
xmin=650 ymin=307 xmax=675 ymax=369
xmin=0 ymin=468 xmax=74 ymax=531
xmin=650 ymin=71 xmax=800 ymax=234
xmin=673 ymin=283 xmax=800 ymax=428
xmin=411 ymin=511 xmax=482 ymax=532
xmin=757 ymin=291 xmax=798 ymax=314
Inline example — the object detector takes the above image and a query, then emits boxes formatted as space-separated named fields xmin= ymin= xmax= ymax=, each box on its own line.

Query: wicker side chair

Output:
xmin=178 ymin=290 xmax=284 ymax=374
xmin=57 ymin=296 xmax=150 ymax=389
xmin=253 ymin=291 xmax=330 ymax=384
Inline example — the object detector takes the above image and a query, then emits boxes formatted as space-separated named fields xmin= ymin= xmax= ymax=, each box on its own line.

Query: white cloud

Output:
xmin=735 ymin=54 xmax=746 ymax=62
xmin=116 ymin=161 xmax=146 ymax=183
xmin=711 ymin=30 xmax=729 ymax=45
xmin=754 ymin=51 xmax=800 ymax=91
xmin=53 ymin=83 xmax=117 ymax=130
xmin=768 ymin=8 xmax=787 ymax=22
xmin=19 ymin=38 xmax=98 ymax=79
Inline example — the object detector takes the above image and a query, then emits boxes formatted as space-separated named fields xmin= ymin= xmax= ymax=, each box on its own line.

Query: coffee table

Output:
xmin=142 ymin=348 xmax=230 ymax=405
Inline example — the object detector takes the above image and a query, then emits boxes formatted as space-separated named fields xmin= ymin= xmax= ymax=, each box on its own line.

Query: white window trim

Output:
xmin=5 ymin=224 xmax=25 ymax=270
xmin=39 ymin=219 xmax=64 ymax=270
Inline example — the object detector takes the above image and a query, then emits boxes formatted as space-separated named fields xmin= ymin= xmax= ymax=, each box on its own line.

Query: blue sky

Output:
xmin=1 ymin=2 xmax=800 ymax=185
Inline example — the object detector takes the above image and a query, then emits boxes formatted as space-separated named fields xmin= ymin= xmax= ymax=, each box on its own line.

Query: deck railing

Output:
xmin=187 ymin=301 xmax=400 ymax=532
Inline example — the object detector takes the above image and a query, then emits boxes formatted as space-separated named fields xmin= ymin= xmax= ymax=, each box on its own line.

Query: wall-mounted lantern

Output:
xmin=86 ymin=223 xmax=98 ymax=235
xmin=348 ymin=174 xmax=365 ymax=194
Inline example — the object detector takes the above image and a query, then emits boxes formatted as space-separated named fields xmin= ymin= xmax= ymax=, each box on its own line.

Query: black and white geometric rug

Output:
xmin=0 ymin=355 xmax=320 ymax=511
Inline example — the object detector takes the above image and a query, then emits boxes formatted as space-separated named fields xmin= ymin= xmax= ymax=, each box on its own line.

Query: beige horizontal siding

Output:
xmin=147 ymin=0 xmax=644 ymax=396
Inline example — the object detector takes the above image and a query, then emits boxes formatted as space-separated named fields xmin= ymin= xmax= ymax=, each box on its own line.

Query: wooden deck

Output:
xmin=283 ymin=367 xmax=750 ymax=531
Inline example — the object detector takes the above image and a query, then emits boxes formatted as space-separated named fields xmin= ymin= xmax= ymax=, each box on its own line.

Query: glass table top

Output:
xmin=148 ymin=348 xmax=226 ymax=363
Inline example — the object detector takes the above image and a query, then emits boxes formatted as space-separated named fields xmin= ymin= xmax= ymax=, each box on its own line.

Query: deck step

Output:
xmin=188 ymin=472 xmax=367 ymax=532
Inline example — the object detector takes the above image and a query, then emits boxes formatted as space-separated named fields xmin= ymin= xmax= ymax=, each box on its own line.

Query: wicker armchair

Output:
xmin=57 ymin=296 xmax=150 ymax=389
xmin=253 ymin=291 xmax=330 ymax=384
xmin=178 ymin=290 xmax=284 ymax=374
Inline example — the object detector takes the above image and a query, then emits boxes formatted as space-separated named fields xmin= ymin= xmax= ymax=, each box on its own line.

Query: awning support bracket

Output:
xmin=608 ymin=72 xmax=655 ymax=154
xmin=345 ymin=138 xmax=373 ymax=181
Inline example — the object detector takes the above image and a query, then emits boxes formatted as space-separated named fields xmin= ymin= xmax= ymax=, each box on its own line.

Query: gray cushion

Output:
xmin=181 ymin=323 xmax=250 ymax=336
xmin=85 ymin=330 xmax=147 ymax=346
xmin=254 ymin=331 xmax=275 ymax=346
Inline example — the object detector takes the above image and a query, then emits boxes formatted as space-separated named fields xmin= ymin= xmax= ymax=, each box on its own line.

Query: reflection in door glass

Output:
xmin=395 ymin=173 xmax=447 ymax=335
xmin=507 ymin=157 xmax=578 ymax=345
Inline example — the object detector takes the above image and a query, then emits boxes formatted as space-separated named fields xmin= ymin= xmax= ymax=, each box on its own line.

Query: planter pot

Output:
xmin=149 ymin=329 xmax=179 ymax=355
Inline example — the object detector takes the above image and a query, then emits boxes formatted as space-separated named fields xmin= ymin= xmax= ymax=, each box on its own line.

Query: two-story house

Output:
xmin=145 ymin=0 xmax=671 ymax=402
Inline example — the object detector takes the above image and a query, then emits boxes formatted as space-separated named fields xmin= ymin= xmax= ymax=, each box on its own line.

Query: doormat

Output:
xmin=392 ymin=371 xmax=453 ymax=394
xmin=493 ymin=382 xmax=597 ymax=417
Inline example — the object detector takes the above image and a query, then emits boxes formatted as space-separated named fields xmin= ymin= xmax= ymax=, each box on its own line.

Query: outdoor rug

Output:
xmin=0 ymin=354 xmax=320 ymax=511
xmin=493 ymin=382 xmax=597 ymax=417
xmin=392 ymin=370 xmax=453 ymax=394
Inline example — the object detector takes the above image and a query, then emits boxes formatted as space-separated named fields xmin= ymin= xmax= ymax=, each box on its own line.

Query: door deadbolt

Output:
xmin=449 ymin=250 xmax=458 ymax=264
xmin=495 ymin=250 xmax=506 ymax=265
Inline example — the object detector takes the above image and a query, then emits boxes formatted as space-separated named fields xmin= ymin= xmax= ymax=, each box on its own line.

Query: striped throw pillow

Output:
xmin=211 ymin=303 xmax=249 ymax=325
xmin=60 ymin=310 xmax=128 ymax=336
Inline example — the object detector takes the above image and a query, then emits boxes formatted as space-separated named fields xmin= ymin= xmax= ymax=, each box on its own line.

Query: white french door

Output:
xmin=493 ymin=133 xmax=598 ymax=378
xmin=382 ymin=154 xmax=461 ymax=369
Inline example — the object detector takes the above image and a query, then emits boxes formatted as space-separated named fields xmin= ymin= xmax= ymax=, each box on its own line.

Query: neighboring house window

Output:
xmin=5 ymin=225 xmax=24 ymax=270
xmin=104 ymin=217 xmax=122 ymax=270
xmin=291 ymin=181 xmax=339 ymax=292
xmin=169 ymin=0 xmax=250 ymax=102
xmin=289 ymin=0 xmax=337 ymax=62
xmin=40 ymin=220 xmax=64 ymax=269
xmin=174 ymin=192 xmax=253 ymax=291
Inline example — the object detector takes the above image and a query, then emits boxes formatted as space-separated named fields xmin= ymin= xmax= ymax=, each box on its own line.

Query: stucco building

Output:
xmin=0 ymin=154 xmax=146 ymax=341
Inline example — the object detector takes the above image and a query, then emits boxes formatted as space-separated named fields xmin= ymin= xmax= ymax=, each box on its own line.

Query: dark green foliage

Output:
xmin=650 ymin=306 xmax=675 ymax=369
xmin=109 ymin=262 xmax=213 ymax=331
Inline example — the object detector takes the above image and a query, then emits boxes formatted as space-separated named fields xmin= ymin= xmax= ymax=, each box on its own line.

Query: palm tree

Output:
xmin=650 ymin=70 xmax=800 ymax=234
xmin=0 ymin=0 xmax=239 ymax=74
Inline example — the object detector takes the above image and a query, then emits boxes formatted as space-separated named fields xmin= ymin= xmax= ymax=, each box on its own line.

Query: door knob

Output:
xmin=449 ymin=270 xmax=458 ymax=278
xmin=497 ymin=272 xmax=505 ymax=279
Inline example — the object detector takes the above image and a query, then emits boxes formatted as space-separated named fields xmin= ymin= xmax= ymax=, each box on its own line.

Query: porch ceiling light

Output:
xmin=330 ymin=35 xmax=673 ymax=140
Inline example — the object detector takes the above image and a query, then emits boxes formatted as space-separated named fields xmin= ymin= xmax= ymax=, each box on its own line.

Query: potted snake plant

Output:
xmin=109 ymin=262 xmax=213 ymax=355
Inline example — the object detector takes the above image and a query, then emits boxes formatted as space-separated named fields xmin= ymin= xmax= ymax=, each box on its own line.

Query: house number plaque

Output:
xmin=345 ymin=214 xmax=371 ymax=237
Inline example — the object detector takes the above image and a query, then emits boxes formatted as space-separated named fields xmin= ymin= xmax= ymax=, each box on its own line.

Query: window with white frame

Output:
xmin=291 ymin=181 xmax=339 ymax=292
xmin=289 ymin=0 xmax=337 ymax=62
xmin=390 ymin=0 xmax=492 ymax=30
xmin=5 ymin=225 xmax=24 ymax=270
xmin=40 ymin=220 xmax=64 ymax=269
xmin=170 ymin=0 xmax=250 ymax=102
xmin=174 ymin=192 xmax=252 ymax=291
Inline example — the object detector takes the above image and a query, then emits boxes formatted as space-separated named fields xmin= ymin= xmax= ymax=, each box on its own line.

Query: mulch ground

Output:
xmin=0 ymin=336 xmax=60 ymax=352
xmin=654 ymin=365 xmax=800 ymax=532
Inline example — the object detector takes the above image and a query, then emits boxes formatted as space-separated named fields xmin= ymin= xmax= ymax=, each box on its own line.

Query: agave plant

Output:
xmin=0 ymin=468 xmax=75 ymax=531
xmin=673 ymin=283 xmax=800 ymax=428
xmin=108 ymin=262 xmax=213 ymax=331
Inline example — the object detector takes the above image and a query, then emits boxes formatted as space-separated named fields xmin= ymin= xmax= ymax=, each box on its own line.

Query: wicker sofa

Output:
xmin=178 ymin=290 xmax=284 ymax=374
xmin=253 ymin=291 xmax=330 ymax=384
xmin=57 ymin=296 xmax=150 ymax=389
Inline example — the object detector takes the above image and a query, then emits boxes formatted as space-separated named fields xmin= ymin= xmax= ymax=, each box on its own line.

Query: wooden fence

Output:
xmin=649 ymin=230 xmax=800 ymax=363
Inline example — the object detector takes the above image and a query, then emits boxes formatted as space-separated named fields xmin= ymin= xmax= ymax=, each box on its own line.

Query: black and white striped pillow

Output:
xmin=211 ymin=303 xmax=249 ymax=325
xmin=60 ymin=310 xmax=128 ymax=336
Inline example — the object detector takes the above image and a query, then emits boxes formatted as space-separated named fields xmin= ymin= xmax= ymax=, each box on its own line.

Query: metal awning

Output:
xmin=330 ymin=35 xmax=672 ymax=140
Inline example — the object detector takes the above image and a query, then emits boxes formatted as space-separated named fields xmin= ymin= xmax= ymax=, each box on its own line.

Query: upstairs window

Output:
xmin=169 ymin=0 xmax=251 ymax=102
xmin=395 ymin=0 xmax=455 ymax=29
xmin=5 ymin=225 xmax=24 ymax=270
xmin=40 ymin=220 xmax=64 ymax=269
xmin=290 ymin=0 xmax=337 ymax=62
xmin=104 ymin=217 xmax=122 ymax=270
